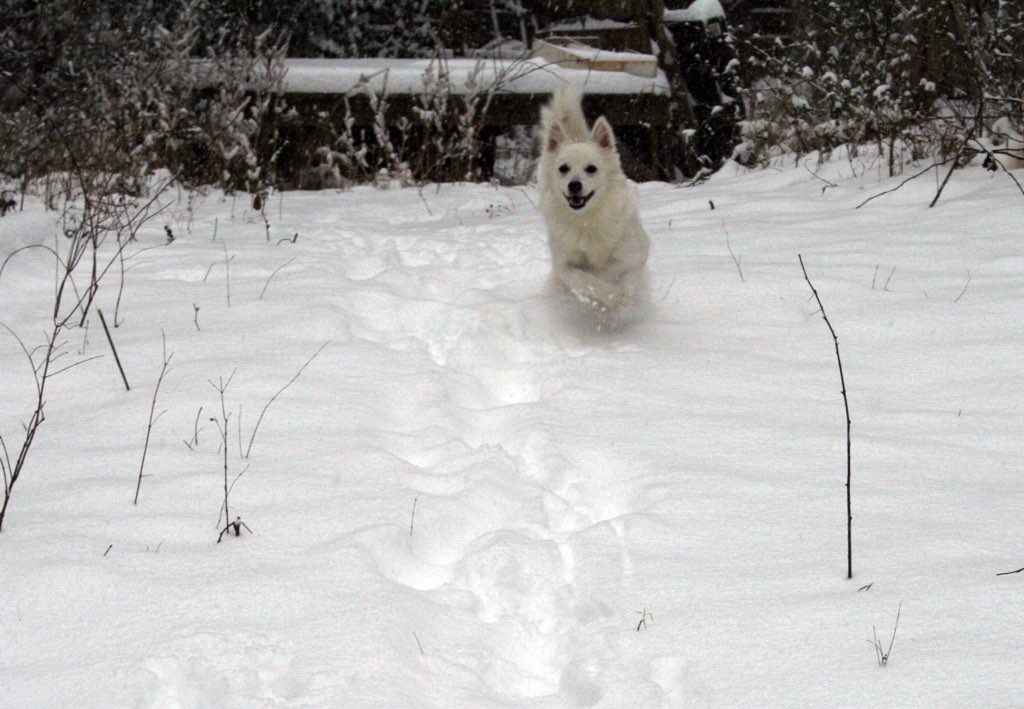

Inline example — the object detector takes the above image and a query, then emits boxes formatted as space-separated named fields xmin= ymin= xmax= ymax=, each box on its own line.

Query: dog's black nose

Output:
xmin=567 ymin=180 xmax=582 ymax=194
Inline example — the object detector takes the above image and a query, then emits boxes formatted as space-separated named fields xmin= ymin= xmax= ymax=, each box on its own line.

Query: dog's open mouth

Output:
xmin=564 ymin=191 xmax=595 ymax=210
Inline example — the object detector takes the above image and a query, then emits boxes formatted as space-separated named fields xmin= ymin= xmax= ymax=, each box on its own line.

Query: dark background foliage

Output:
xmin=2 ymin=0 xmax=1024 ymax=192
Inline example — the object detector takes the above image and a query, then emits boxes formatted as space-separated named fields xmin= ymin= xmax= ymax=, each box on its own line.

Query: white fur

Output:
xmin=538 ymin=84 xmax=650 ymax=318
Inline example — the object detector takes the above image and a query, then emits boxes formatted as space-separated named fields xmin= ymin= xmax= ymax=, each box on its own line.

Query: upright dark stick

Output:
xmin=799 ymin=255 xmax=853 ymax=579
xmin=97 ymin=309 xmax=130 ymax=391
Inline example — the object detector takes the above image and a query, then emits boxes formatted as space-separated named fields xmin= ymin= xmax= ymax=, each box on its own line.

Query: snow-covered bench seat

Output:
xmin=278 ymin=56 xmax=671 ymax=128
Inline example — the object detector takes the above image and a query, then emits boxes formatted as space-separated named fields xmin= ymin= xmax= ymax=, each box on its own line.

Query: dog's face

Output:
xmin=545 ymin=117 xmax=619 ymax=214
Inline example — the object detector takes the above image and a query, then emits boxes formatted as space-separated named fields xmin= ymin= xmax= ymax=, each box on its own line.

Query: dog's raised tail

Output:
xmin=541 ymin=83 xmax=589 ymax=145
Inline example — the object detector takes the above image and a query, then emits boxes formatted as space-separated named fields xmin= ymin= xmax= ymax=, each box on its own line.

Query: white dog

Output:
xmin=538 ymin=83 xmax=650 ymax=317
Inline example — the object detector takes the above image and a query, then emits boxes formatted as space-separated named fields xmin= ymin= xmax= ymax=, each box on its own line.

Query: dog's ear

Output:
xmin=547 ymin=122 xmax=565 ymax=153
xmin=590 ymin=116 xmax=617 ymax=152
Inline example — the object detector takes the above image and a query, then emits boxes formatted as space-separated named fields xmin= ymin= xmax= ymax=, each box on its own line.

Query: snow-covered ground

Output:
xmin=1 ymin=159 xmax=1023 ymax=707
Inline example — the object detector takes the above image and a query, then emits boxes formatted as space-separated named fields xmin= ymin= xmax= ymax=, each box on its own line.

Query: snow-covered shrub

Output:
xmin=408 ymin=57 xmax=491 ymax=183
xmin=492 ymin=126 xmax=536 ymax=185
xmin=0 ymin=0 xmax=288 ymax=200
xmin=172 ymin=32 xmax=289 ymax=195
xmin=297 ymin=56 xmax=519 ymax=188
xmin=733 ymin=0 xmax=1024 ymax=175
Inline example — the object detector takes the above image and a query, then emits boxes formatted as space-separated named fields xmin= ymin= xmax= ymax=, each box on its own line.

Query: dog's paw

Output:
xmin=563 ymin=279 xmax=629 ymax=312
xmin=604 ymin=290 xmax=630 ymax=310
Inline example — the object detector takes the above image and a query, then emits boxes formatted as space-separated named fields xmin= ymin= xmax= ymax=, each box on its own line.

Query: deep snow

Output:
xmin=1 ymin=158 xmax=1023 ymax=707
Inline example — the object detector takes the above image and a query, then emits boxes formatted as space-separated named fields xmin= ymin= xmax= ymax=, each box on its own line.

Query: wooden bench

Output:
xmin=275 ymin=56 xmax=674 ymax=182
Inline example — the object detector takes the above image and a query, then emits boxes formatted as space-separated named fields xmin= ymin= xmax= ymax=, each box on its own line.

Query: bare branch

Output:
xmin=134 ymin=334 xmax=174 ymax=504
xmin=1 ymin=322 xmax=43 ymax=395
xmin=47 ymin=354 xmax=104 ymax=378
xmin=259 ymin=257 xmax=296 ymax=300
xmin=953 ymin=270 xmax=971 ymax=303
xmin=799 ymin=255 xmax=853 ymax=580
xmin=244 ymin=341 xmax=330 ymax=458
xmin=0 ymin=244 xmax=60 ymax=283
xmin=210 ymin=372 xmax=235 ymax=527
xmin=855 ymin=158 xmax=954 ymax=210
xmin=929 ymin=146 xmax=965 ymax=209
xmin=222 ymin=242 xmax=234 ymax=308
xmin=722 ymin=222 xmax=744 ymax=282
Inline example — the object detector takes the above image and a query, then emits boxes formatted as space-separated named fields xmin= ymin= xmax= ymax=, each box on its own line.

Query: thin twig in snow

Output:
xmin=259 ymin=257 xmax=295 ymax=300
xmin=804 ymin=162 xmax=838 ymax=192
xmin=984 ymin=148 xmax=1024 ymax=197
xmin=221 ymin=242 xmax=234 ymax=307
xmin=77 ymin=318 xmax=90 ymax=355
xmin=134 ymin=333 xmax=173 ymax=504
xmin=871 ymin=601 xmax=902 ymax=668
xmin=954 ymin=270 xmax=971 ymax=303
xmin=929 ymin=146 xmax=965 ymax=208
xmin=856 ymin=157 xmax=955 ymax=209
xmin=258 ymin=195 xmax=271 ymax=241
xmin=722 ymin=222 xmax=744 ymax=282
xmin=48 ymin=354 xmax=104 ymax=378
xmin=244 ymin=341 xmax=330 ymax=459
xmin=799 ymin=255 xmax=853 ymax=580
xmin=882 ymin=266 xmax=896 ymax=291
xmin=184 ymin=405 xmax=204 ymax=450
xmin=660 ymin=276 xmax=677 ymax=302
xmin=417 ymin=187 xmax=434 ymax=216
xmin=508 ymin=186 xmax=537 ymax=210
xmin=210 ymin=371 xmax=237 ymax=527
xmin=237 ymin=404 xmax=244 ymax=460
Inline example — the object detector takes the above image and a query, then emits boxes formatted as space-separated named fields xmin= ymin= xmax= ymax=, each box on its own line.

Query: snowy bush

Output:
xmin=175 ymin=33 xmax=289 ymax=195
xmin=0 ymin=0 xmax=287 ymax=200
xmin=734 ymin=0 xmax=1024 ymax=174
xmin=292 ymin=57 xmax=516 ymax=189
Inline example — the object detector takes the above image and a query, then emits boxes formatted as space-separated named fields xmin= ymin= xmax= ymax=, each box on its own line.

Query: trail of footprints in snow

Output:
xmin=324 ymin=229 xmax=650 ymax=701
xmin=129 ymin=633 xmax=315 ymax=707
xmin=352 ymin=299 xmax=628 ymax=700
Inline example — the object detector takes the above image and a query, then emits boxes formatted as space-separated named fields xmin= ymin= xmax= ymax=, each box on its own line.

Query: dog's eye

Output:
xmin=558 ymin=164 xmax=570 ymax=174
xmin=585 ymin=165 xmax=598 ymax=174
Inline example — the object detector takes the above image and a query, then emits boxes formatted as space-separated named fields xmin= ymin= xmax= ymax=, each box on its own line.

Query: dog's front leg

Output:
xmin=556 ymin=265 xmax=629 ymax=310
